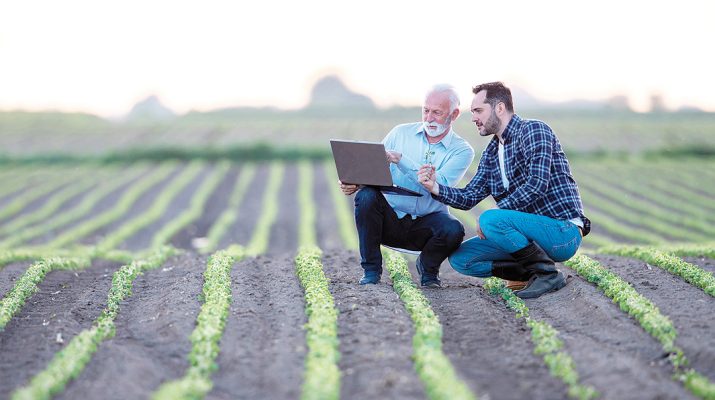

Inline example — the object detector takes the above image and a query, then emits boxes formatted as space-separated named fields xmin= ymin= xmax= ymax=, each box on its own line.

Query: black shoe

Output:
xmin=416 ymin=256 xmax=441 ymax=288
xmin=510 ymin=242 xmax=567 ymax=299
xmin=359 ymin=271 xmax=380 ymax=285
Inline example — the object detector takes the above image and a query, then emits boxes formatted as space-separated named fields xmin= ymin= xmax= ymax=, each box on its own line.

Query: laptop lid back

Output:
xmin=330 ymin=140 xmax=393 ymax=186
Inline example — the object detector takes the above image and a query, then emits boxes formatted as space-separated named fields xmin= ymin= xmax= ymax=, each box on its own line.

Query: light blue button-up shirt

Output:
xmin=382 ymin=122 xmax=474 ymax=219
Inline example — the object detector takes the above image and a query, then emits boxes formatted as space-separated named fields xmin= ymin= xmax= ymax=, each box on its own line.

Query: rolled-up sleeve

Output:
xmin=434 ymin=150 xmax=491 ymax=210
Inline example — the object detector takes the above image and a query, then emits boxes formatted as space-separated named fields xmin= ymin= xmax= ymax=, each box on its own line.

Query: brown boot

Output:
xmin=510 ymin=242 xmax=566 ymax=299
xmin=504 ymin=279 xmax=529 ymax=291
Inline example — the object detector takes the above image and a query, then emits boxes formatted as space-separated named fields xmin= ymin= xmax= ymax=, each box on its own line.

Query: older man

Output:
xmin=418 ymin=82 xmax=590 ymax=298
xmin=340 ymin=84 xmax=474 ymax=287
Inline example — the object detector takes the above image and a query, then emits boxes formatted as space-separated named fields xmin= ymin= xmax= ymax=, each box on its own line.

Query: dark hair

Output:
xmin=472 ymin=81 xmax=514 ymax=113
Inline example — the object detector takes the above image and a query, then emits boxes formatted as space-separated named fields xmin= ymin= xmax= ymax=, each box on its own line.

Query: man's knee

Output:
xmin=448 ymin=252 xmax=491 ymax=278
xmin=479 ymin=209 xmax=505 ymax=238
xmin=437 ymin=218 xmax=465 ymax=248
xmin=354 ymin=186 xmax=381 ymax=211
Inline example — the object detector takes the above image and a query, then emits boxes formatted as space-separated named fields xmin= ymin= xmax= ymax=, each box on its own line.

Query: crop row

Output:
xmin=598 ymin=245 xmax=715 ymax=297
xmin=483 ymin=278 xmax=598 ymax=400
xmin=0 ymin=255 xmax=91 ymax=330
xmin=329 ymin=161 xmax=476 ymax=398
xmin=580 ymin=164 xmax=715 ymax=225
xmin=0 ymin=171 xmax=83 ymax=222
xmin=0 ymin=165 xmax=148 ymax=249
xmin=565 ymin=255 xmax=715 ymax=399
xmin=382 ymin=249 xmax=475 ymax=399
xmin=244 ymin=163 xmax=284 ymax=256
xmin=323 ymin=161 xmax=358 ymax=250
xmin=295 ymin=159 xmax=340 ymax=399
xmin=91 ymin=161 xmax=205 ymax=254
xmin=42 ymin=164 xmax=176 ymax=250
xmin=153 ymin=245 xmax=245 ymax=399
xmin=0 ymin=171 xmax=104 ymax=236
xmin=577 ymin=172 xmax=713 ymax=242
xmin=11 ymin=246 xmax=177 ymax=400
xmin=147 ymin=161 xmax=229 ymax=250
xmin=199 ymin=164 xmax=256 ymax=253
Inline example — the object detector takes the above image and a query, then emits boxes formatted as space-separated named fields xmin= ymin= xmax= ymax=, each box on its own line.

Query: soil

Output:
xmin=119 ymin=165 xmax=213 ymax=251
xmin=420 ymin=262 xmax=571 ymax=400
xmin=1 ymin=162 xmax=714 ymax=399
xmin=683 ymin=256 xmax=715 ymax=274
xmin=321 ymin=249 xmax=425 ymax=400
xmin=217 ymin=163 xmax=269 ymax=249
xmin=171 ymin=165 xmax=240 ymax=250
xmin=0 ymin=183 xmax=70 ymax=226
xmin=0 ymin=260 xmax=122 ymax=400
xmin=56 ymin=253 xmax=205 ymax=400
xmin=208 ymin=255 xmax=307 ymax=400
xmin=79 ymin=164 xmax=187 ymax=247
xmin=26 ymin=168 xmax=156 ymax=246
xmin=0 ymin=262 xmax=32 ymax=298
xmin=266 ymin=163 xmax=299 ymax=256
xmin=592 ymin=254 xmax=715 ymax=382
xmin=528 ymin=264 xmax=694 ymax=399
xmin=313 ymin=162 xmax=344 ymax=251
xmin=0 ymin=181 xmax=96 ymax=242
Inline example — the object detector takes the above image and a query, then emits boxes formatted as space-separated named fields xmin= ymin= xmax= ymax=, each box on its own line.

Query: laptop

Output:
xmin=330 ymin=139 xmax=423 ymax=197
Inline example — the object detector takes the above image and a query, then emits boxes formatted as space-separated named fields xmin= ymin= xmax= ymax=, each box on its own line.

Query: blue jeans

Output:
xmin=448 ymin=209 xmax=582 ymax=278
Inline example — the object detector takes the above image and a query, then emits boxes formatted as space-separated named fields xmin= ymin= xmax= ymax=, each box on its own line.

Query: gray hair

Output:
xmin=426 ymin=84 xmax=460 ymax=113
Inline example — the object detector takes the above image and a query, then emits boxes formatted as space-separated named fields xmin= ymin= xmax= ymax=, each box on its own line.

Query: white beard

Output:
xmin=423 ymin=117 xmax=451 ymax=137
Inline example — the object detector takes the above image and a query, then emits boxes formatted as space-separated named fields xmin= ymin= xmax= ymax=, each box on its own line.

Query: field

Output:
xmin=0 ymin=155 xmax=713 ymax=400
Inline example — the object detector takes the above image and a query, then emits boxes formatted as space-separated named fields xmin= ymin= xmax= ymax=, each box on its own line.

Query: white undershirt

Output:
xmin=498 ymin=141 xmax=509 ymax=190
xmin=497 ymin=141 xmax=583 ymax=229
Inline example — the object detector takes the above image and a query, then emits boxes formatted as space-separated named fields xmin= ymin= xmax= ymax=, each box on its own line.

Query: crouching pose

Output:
xmin=418 ymin=82 xmax=590 ymax=298
xmin=340 ymin=84 xmax=474 ymax=287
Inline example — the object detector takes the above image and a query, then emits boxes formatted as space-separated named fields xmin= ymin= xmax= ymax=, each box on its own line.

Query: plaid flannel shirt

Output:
xmin=434 ymin=114 xmax=591 ymax=235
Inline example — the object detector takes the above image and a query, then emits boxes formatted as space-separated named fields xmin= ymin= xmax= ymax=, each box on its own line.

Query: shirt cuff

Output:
xmin=396 ymin=154 xmax=421 ymax=175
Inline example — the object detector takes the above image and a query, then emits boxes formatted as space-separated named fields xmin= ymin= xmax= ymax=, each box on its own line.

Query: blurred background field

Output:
xmin=2 ymin=75 xmax=714 ymax=159
xmin=2 ymin=74 xmax=714 ymax=251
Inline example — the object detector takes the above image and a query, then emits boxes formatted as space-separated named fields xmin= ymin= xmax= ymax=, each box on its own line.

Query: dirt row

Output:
xmin=1 ymin=162 xmax=714 ymax=399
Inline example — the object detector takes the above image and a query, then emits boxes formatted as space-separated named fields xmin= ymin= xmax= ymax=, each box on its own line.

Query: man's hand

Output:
xmin=386 ymin=150 xmax=402 ymax=164
xmin=338 ymin=180 xmax=359 ymax=196
xmin=417 ymin=164 xmax=440 ymax=195
xmin=474 ymin=219 xmax=485 ymax=239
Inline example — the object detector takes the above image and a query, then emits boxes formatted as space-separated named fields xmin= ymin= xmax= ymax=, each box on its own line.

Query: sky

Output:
xmin=1 ymin=0 xmax=714 ymax=116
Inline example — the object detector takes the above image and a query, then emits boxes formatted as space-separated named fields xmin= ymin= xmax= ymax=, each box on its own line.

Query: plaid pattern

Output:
xmin=435 ymin=114 xmax=591 ymax=235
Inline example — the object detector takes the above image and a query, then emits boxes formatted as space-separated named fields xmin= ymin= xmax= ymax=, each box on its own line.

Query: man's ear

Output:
xmin=450 ymin=107 xmax=461 ymax=121
xmin=496 ymin=102 xmax=506 ymax=116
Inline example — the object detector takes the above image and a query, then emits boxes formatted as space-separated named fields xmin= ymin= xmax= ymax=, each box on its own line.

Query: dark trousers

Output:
xmin=354 ymin=186 xmax=464 ymax=275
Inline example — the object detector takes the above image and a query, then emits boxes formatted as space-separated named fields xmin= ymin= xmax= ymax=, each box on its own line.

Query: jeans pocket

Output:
xmin=550 ymin=234 xmax=581 ymax=261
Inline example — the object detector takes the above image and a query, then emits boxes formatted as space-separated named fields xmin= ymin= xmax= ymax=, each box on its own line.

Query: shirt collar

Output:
xmin=417 ymin=125 xmax=455 ymax=148
xmin=500 ymin=114 xmax=522 ymax=144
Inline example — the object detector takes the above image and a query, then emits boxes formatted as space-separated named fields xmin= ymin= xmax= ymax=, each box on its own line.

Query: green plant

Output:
xmin=11 ymin=246 xmax=177 ymax=400
xmin=152 ymin=247 xmax=243 ymax=400
xmin=323 ymin=160 xmax=358 ymax=250
xmin=483 ymin=278 xmax=598 ymax=400
xmin=565 ymin=255 xmax=715 ymax=399
xmin=200 ymin=164 xmax=256 ymax=254
xmin=0 ymin=255 xmax=91 ymax=330
xmin=244 ymin=163 xmax=284 ymax=256
xmin=294 ymin=246 xmax=340 ymax=400
xmin=383 ymin=249 xmax=476 ymax=400
xmin=598 ymin=245 xmax=715 ymax=297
